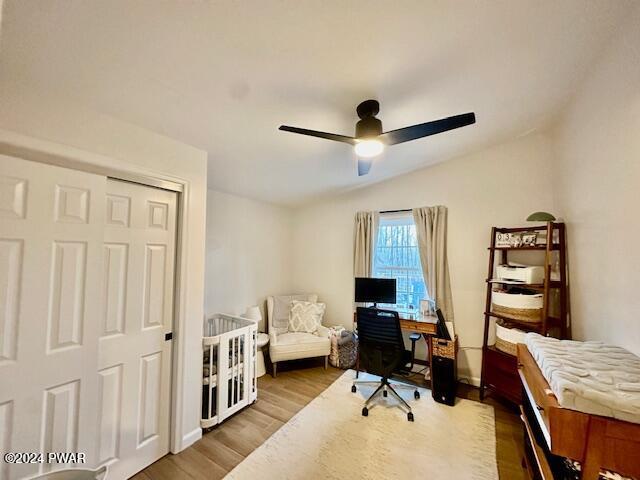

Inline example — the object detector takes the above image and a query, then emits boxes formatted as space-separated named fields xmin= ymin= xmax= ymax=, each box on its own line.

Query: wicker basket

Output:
xmin=329 ymin=330 xmax=358 ymax=369
xmin=494 ymin=323 xmax=527 ymax=356
xmin=431 ymin=337 xmax=456 ymax=359
xmin=495 ymin=337 xmax=517 ymax=356
xmin=492 ymin=303 xmax=542 ymax=324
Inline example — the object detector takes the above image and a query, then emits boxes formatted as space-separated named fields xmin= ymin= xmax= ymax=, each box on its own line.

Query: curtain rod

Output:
xmin=379 ymin=208 xmax=412 ymax=214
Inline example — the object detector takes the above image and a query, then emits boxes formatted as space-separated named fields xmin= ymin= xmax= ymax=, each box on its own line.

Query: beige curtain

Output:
xmin=413 ymin=206 xmax=454 ymax=322
xmin=353 ymin=211 xmax=376 ymax=277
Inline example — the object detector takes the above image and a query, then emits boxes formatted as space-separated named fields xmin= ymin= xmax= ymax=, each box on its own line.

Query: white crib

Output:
xmin=201 ymin=313 xmax=258 ymax=428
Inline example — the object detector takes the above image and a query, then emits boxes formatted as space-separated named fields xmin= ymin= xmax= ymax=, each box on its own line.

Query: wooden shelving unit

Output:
xmin=479 ymin=222 xmax=569 ymax=403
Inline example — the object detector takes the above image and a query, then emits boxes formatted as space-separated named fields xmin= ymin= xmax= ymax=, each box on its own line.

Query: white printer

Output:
xmin=496 ymin=263 xmax=544 ymax=284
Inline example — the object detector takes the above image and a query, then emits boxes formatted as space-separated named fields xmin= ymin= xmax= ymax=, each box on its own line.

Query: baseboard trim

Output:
xmin=180 ymin=427 xmax=202 ymax=451
xmin=458 ymin=375 xmax=481 ymax=387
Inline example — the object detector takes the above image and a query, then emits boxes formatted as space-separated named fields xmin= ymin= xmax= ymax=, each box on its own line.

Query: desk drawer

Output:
xmin=399 ymin=319 xmax=436 ymax=335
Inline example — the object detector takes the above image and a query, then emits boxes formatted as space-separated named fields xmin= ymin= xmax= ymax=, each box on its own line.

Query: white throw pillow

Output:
xmin=271 ymin=294 xmax=317 ymax=334
xmin=288 ymin=301 xmax=325 ymax=334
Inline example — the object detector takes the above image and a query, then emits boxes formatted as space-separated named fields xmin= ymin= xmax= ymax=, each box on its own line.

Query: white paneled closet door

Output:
xmin=0 ymin=156 xmax=177 ymax=480
xmin=0 ymin=155 xmax=105 ymax=480
xmin=98 ymin=179 xmax=176 ymax=479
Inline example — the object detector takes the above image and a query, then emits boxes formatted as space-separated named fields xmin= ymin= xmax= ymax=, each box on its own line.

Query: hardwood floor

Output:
xmin=137 ymin=360 xmax=528 ymax=479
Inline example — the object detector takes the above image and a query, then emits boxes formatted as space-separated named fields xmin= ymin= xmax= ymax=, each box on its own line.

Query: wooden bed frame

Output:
xmin=517 ymin=343 xmax=640 ymax=480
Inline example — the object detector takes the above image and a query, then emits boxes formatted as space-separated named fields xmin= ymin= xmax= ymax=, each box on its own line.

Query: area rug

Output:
xmin=225 ymin=371 xmax=498 ymax=479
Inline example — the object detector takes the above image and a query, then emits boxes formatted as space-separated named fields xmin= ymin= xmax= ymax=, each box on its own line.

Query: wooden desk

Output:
xmin=353 ymin=310 xmax=438 ymax=336
xmin=399 ymin=315 xmax=438 ymax=336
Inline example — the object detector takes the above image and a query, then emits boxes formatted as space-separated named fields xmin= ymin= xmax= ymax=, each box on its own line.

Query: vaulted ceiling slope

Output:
xmin=0 ymin=0 xmax=634 ymax=205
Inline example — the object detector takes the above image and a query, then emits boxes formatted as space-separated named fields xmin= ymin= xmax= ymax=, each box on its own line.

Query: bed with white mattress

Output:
xmin=524 ymin=333 xmax=640 ymax=424
xmin=517 ymin=335 xmax=640 ymax=480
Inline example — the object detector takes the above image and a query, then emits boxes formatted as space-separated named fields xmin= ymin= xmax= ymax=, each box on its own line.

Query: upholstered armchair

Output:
xmin=266 ymin=294 xmax=331 ymax=377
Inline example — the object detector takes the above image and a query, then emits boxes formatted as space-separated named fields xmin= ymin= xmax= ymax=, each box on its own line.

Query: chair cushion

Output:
xmin=271 ymin=294 xmax=317 ymax=334
xmin=276 ymin=332 xmax=328 ymax=346
xmin=288 ymin=300 xmax=325 ymax=333
xmin=269 ymin=332 xmax=331 ymax=362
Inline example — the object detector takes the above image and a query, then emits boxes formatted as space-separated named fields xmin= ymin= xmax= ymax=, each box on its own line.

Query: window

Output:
xmin=373 ymin=214 xmax=427 ymax=310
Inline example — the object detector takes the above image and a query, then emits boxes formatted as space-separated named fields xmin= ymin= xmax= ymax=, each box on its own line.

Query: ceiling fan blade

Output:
xmin=357 ymin=158 xmax=373 ymax=176
xmin=379 ymin=112 xmax=476 ymax=146
xmin=279 ymin=125 xmax=357 ymax=145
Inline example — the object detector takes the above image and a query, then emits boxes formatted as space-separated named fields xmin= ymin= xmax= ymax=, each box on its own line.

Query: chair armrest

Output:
xmin=269 ymin=331 xmax=278 ymax=345
xmin=316 ymin=324 xmax=330 ymax=338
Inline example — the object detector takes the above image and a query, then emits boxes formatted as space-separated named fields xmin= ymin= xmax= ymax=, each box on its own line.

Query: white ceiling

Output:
xmin=0 ymin=0 xmax=633 ymax=205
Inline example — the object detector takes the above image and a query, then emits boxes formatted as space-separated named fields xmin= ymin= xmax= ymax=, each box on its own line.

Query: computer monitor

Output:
xmin=354 ymin=277 xmax=397 ymax=305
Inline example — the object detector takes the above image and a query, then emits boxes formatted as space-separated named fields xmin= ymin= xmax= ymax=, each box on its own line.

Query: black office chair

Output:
xmin=351 ymin=307 xmax=420 ymax=421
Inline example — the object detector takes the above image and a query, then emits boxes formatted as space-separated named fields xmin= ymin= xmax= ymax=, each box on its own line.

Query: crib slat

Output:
xmin=233 ymin=336 xmax=237 ymax=406
xmin=208 ymin=344 xmax=214 ymax=418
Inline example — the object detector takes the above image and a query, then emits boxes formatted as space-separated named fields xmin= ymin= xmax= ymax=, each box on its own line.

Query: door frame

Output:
xmin=0 ymin=128 xmax=198 ymax=454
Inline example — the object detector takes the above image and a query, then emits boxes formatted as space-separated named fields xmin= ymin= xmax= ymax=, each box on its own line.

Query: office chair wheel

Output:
xmin=362 ymin=407 xmax=369 ymax=417
xmin=414 ymin=390 xmax=420 ymax=400
xmin=351 ymin=385 xmax=357 ymax=393
xmin=407 ymin=412 xmax=414 ymax=422
xmin=383 ymin=389 xmax=388 ymax=397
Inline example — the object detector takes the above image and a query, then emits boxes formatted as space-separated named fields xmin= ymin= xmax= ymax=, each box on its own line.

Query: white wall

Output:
xmin=552 ymin=5 xmax=640 ymax=354
xmin=0 ymin=90 xmax=208 ymax=451
xmin=291 ymin=133 xmax=556 ymax=383
xmin=205 ymin=189 xmax=292 ymax=331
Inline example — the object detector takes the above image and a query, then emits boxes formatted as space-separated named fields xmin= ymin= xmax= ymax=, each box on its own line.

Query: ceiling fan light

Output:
xmin=354 ymin=139 xmax=384 ymax=158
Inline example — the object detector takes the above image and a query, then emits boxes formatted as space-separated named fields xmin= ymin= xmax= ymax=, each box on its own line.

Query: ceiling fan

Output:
xmin=279 ymin=99 xmax=476 ymax=176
